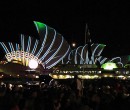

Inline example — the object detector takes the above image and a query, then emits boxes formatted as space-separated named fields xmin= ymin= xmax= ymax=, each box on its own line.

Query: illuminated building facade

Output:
xmin=0 ymin=21 xmax=71 ymax=69
xmin=0 ymin=21 xmax=130 ymax=80
xmin=51 ymin=43 xmax=130 ymax=79
xmin=61 ymin=43 xmax=126 ymax=67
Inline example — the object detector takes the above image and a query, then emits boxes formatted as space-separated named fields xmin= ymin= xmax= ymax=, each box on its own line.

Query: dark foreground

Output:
xmin=0 ymin=78 xmax=130 ymax=110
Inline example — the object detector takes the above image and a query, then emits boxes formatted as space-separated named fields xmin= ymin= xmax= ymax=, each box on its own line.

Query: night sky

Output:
xmin=0 ymin=1 xmax=130 ymax=59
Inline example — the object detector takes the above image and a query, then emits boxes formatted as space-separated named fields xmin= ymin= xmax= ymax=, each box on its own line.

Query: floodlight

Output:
xmin=101 ymin=62 xmax=117 ymax=70
xmin=29 ymin=59 xmax=38 ymax=69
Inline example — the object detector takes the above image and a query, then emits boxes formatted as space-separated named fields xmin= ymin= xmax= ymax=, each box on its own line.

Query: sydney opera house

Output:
xmin=0 ymin=21 xmax=130 ymax=80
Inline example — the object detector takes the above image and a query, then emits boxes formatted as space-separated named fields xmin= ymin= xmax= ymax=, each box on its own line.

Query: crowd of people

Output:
xmin=0 ymin=77 xmax=130 ymax=110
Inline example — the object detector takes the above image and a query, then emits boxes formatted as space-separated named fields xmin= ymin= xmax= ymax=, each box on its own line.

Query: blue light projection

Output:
xmin=0 ymin=21 xmax=71 ymax=69
xmin=0 ymin=21 xmax=128 ymax=69
xmin=62 ymin=43 xmax=124 ymax=67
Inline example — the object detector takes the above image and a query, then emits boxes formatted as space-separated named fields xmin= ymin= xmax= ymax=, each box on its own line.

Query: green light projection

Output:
xmin=33 ymin=21 xmax=46 ymax=33
xmin=101 ymin=62 xmax=117 ymax=70
xmin=100 ymin=44 xmax=106 ymax=47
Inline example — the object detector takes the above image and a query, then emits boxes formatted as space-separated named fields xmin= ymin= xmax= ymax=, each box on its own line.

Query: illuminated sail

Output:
xmin=0 ymin=21 xmax=71 ymax=69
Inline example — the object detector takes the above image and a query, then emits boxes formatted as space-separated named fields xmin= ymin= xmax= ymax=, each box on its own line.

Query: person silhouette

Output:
xmin=71 ymin=75 xmax=83 ymax=97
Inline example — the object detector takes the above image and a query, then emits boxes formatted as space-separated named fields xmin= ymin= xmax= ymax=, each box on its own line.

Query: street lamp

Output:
xmin=72 ymin=42 xmax=76 ymax=48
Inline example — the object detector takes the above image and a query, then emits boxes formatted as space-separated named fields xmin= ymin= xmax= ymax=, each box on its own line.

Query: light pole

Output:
xmin=85 ymin=24 xmax=90 ymax=45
